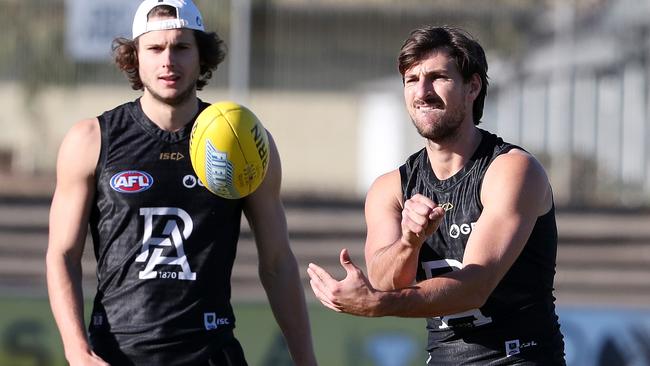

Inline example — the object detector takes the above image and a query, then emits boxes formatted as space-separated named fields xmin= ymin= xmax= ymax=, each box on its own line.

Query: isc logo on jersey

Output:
xmin=110 ymin=171 xmax=154 ymax=193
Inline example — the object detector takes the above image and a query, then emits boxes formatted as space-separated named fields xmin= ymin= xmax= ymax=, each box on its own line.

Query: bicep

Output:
xmin=363 ymin=170 xmax=404 ymax=263
xmin=463 ymin=151 xmax=551 ymax=288
xmin=48 ymin=119 xmax=100 ymax=259
xmin=243 ymin=134 xmax=290 ymax=263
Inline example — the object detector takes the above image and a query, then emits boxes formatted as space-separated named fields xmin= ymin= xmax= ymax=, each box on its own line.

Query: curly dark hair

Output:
xmin=398 ymin=25 xmax=489 ymax=124
xmin=112 ymin=5 xmax=226 ymax=91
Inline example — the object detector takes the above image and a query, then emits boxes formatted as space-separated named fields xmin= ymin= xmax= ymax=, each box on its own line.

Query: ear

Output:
xmin=466 ymin=73 xmax=482 ymax=101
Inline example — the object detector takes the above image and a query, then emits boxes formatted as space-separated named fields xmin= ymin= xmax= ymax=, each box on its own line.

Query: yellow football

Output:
xmin=189 ymin=101 xmax=269 ymax=199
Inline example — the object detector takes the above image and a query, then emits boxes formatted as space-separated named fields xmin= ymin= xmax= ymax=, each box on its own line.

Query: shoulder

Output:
xmin=365 ymin=169 xmax=403 ymax=213
xmin=57 ymin=118 xmax=101 ymax=176
xmin=489 ymin=148 xmax=548 ymax=181
xmin=62 ymin=118 xmax=100 ymax=149
xmin=482 ymin=148 xmax=552 ymax=215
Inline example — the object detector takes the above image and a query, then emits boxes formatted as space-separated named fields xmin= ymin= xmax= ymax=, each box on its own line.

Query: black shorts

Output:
xmin=207 ymin=336 xmax=248 ymax=366
xmin=426 ymin=301 xmax=566 ymax=365
xmin=91 ymin=330 xmax=248 ymax=366
xmin=426 ymin=335 xmax=565 ymax=365
xmin=426 ymin=322 xmax=565 ymax=365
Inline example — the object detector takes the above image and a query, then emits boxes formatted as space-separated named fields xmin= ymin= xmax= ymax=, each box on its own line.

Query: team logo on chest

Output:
xmin=136 ymin=207 xmax=197 ymax=281
xmin=110 ymin=170 xmax=154 ymax=193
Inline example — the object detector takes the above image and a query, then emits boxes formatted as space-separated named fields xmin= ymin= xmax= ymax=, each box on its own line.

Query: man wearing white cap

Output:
xmin=46 ymin=1 xmax=317 ymax=365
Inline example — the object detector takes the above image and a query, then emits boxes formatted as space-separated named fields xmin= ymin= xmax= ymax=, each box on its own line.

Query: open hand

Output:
xmin=307 ymin=248 xmax=382 ymax=317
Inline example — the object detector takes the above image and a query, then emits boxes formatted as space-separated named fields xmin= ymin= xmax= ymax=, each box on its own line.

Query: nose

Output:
xmin=414 ymin=78 xmax=436 ymax=101
xmin=161 ymin=47 xmax=176 ymax=69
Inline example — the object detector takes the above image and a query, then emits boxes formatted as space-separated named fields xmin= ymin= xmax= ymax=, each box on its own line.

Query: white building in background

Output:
xmin=485 ymin=0 xmax=650 ymax=207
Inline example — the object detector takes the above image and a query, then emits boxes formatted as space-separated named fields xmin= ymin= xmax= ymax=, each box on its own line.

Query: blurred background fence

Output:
xmin=1 ymin=0 xmax=650 ymax=365
xmin=3 ymin=0 xmax=649 ymax=208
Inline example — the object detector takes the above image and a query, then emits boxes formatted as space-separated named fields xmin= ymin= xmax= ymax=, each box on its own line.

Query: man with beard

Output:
xmin=307 ymin=26 xmax=565 ymax=365
xmin=46 ymin=1 xmax=317 ymax=365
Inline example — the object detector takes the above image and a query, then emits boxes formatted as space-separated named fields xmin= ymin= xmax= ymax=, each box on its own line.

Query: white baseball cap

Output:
xmin=132 ymin=0 xmax=205 ymax=39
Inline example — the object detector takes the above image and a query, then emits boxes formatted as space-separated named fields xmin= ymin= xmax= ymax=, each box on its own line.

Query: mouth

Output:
xmin=414 ymin=101 xmax=444 ymax=112
xmin=159 ymin=74 xmax=181 ymax=85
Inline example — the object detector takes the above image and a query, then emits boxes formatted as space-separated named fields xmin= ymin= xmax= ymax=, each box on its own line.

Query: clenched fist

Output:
xmin=400 ymin=194 xmax=445 ymax=248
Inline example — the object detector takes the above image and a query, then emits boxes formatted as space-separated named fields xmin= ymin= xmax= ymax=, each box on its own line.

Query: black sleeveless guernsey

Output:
xmin=400 ymin=129 xmax=565 ymax=365
xmin=88 ymin=99 xmax=244 ymax=365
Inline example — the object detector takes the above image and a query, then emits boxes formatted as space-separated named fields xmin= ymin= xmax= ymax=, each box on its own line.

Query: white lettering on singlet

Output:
xmin=135 ymin=207 xmax=197 ymax=281
xmin=421 ymin=259 xmax=492 ymax=329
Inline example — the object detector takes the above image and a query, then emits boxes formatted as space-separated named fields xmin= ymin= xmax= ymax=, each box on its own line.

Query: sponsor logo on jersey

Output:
xmin=110 ymin=171 xmax=153 ymax=193
xmin=159 ymin=152 xmax=185 ymax=161
xmin=449 ymin=222 xmax=477 ymax=238
xmin=439 ymin=202 xmax=454 ymax=212
xmin=182 ymin=174 xmax=205 ymax=189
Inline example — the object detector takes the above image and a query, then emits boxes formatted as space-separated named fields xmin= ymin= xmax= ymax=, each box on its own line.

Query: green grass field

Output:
xmin=0 ymin=297 xmax=426 ymax=366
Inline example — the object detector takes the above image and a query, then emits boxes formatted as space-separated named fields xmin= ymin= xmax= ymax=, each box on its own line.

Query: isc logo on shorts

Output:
xmin=110 ymin=170 xmax=154 ymax=193
xmin=204 ymin=313 xmax=230 ymax=330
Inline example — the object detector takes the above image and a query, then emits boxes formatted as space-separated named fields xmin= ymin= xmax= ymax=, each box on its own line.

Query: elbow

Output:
xmin=465 ymin=289 xmax=490 ymax=310
xmin=258 ymin=252 xmax=298 ymax=283
xmin=463 ymin=279 xmax=497 ymax=311
xmin=366 ymin=267 xmax=384 ymax=289
xmin=45 ymin=246 xmax=83 ymax=278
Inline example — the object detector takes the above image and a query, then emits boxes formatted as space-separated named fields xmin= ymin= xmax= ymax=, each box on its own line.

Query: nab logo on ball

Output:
xmin=205 ymin=140 xmax=238 ymax=198
xmin=189 ymin=101 xmax=270 ymax=199
xmin=110 ymin=171 xmax=153 ymax=193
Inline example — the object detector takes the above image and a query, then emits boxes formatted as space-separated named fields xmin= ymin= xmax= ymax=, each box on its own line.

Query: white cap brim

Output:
xmin=132 ymin=0 xmax=205 ymax=39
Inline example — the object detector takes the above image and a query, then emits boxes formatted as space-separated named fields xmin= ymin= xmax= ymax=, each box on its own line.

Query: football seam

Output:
xmin=190 ymin=114 xmax=216 ymax=179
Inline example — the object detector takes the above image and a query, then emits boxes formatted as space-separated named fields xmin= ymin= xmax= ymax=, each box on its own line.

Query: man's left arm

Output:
xmin=308 ymin=149 xmax=553 ymax=318
xmin=243 ymin=134 xmax=317 ymax=366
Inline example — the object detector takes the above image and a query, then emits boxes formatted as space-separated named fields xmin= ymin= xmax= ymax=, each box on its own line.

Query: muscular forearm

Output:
xmin=374 ymin=268 xmax=488 ymax=318
xmin=367 ymin=239 xmax=421 ymax=290
xmin=261 ymin=255 xmax=317 ymax=366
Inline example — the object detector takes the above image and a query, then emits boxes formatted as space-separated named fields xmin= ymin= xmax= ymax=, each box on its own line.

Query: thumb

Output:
xmin=339 ymin=248 xmax=356 ymax=272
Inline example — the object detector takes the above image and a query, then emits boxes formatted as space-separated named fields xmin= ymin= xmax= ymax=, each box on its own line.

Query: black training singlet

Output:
xmin=400 ymin=129 xmax=565 ymax=365
xmin=87 ymin=98 xmax=244 ymax=365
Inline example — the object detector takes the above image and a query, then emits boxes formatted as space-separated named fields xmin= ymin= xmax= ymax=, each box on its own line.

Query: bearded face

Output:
xmin=409 ymin=92 xmax=466 ymax=141
xmin=403 ymin=50 xmax=473 ymax=143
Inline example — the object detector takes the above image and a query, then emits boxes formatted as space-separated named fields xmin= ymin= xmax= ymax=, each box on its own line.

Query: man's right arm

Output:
xmin=364 ymin=170 xmax=444 ymax=290
xmin=46 ymin=118 xmax=108 ymax=366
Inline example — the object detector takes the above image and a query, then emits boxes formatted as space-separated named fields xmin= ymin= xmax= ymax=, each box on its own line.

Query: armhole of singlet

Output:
xmin=94 ymin=115 xmax=108 ymax=181
xmin=398 ymin=164 xmax=408 ymax=198
xmin=477 ymin=144 xmax=519 ymax=211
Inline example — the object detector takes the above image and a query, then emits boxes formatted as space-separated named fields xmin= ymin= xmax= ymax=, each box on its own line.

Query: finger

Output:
xmin=404 ymin=199 xmax=434 ymax=218
xmin=403 ymin=207 xmax=430 ymax=228
xmin=340 ymin=248 xmax=351 ymax=264
xmin=308 ymin=278 xmax=332 ymax=304
xmin=307 ymin=266 xmax=329 ymax=286
xmin=410 ymin=194 xmax=436 ymax=209
xmin=402 ymin=215 xmax=427 ymax=236
xmin=307 ymin=263 xmax=338 ymax=286
xmin=307 ymin=266 xmax=341 ymax=302
xmin=309 ymin=279 xmax=340 ymax=312
xmin=307 ymin=271 xmax=334 ymax=304
xmin=339 ymin=248 xmax=361 ymax=278
xmin=428 ymin=206 xmax=445 ymax=221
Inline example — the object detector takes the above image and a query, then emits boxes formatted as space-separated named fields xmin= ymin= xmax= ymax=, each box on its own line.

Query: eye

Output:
xmin=404 ymin=76 xmax=418 ymax=84
xmin=174 ymin=43 xmax=193 ymax=50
